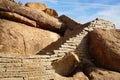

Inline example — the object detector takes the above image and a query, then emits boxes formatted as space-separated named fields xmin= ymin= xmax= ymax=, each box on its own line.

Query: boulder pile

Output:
xmin=0 ymin=0 xmax=120 ymax=80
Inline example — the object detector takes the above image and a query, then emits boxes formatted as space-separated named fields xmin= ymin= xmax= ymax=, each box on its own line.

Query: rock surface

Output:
xmin=0 ymin=0 xmax=119 ymax=80
xmin=52 ymin=52 xmax=80 ymax=76
xmin=0 ymin=19 xmax=60 ymax=55
xmin=0 ymin=11 xmax=36 ymax=27
xmin=43 ymin=8 xmax=58 ymax=17
xmin=88 ymin=29 xmax=120 ymax=72
xmin=73 ymin=72 xmax=89 ymax=80
xmin=85 ymin=67 xmax=120 ymax=80
xmin=0 ymin=0 xmax=65 ymax=32
xmin=59 ymin=15 xmax=82 ymax=37
xmin=25 ymin=2 xmax=47 ymax=11
xmin=54 ymin=72 xmax=89 ymax=80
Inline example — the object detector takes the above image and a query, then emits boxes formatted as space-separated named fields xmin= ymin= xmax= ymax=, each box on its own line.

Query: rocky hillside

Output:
xmin=0 ymin=0 xmax=120 ymax=80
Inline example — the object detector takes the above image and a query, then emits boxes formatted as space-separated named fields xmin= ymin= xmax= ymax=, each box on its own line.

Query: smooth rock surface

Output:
xmin=43 ymin=8 xmax=58 ymax=17
xmin=0 ymin=11 xmax=36 ymax=27
xmin=52 ymin=52 xmax=80 ymax=76
xmin=0 ymin=19 xmax=60 ymax=55
xmin=73 ymin=72 xmax=89 ymax=80
xmin=0 ymin=0 xmax=65 ymax=32
xmin=25 ymin=2 xmax=47 ymax=11
xmin=88 ymin=29 xmax=120 ymax=72
xmin=54 ymin=72 xmax=89 ymax=80
xmin=85 ymin=67 xmax=120 ymax=80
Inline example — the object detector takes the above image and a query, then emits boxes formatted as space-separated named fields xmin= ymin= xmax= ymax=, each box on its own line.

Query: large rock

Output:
xmin=54 ymin=72 xmax=89 ymax=80
xmin=43 ymin=8 xmax=58 ymax=17
xmin=0 ymin=19 xmax=60 ymax=55
xmin=0 ymin=0 xmax=65 ymax=32
xmin=25 ymin=2 xmax=47 ymax=11
xmin=52 ymin=52 xmax=80 ymax=76
xmin=85 ymin=67 xmax=120 ymax=80
xmin=73 ymin=72 xmax=89 ymax=80
xmin=88 ymin=29 xmax=120 ymax=72
xmin=0 ymin=11 xmax=36 ymax=27
xmin=59 ymin=15 xmax=82 ymax=37
xmin=54 ymin=73 xmax=73 ymax=80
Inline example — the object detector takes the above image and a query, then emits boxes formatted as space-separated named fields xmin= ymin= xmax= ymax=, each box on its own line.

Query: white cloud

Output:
xmin=57 ymin=2 xmax=120 ymax=29
xmin=39 ymin=0 xmax=58 ymax=4
xmin=15 ymin=0 xmax=120 ymax=29
xmin=15 ymin=0 xmax=58 ymax=4
xmin=89 ymin=4 xmax=120 ymax=29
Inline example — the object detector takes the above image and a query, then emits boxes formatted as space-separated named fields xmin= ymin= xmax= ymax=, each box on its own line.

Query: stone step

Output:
xmin=59 ymin=48 xmax=75 ymax=52
xmin=69 ymin=38 xmax=83 ymax=42
xmin=76 ymin=34 xmax=82 ymax=38
xmin=49 ymin=56 xmax=62 ymax=61
xmin=61 ymin=45 xmax=77 ymax=49
xmin=0 ymin=71 xmax=45 ymax=78
xmin=24 ymin=76 xmax=43 ymax=80
xmin=54 ymin=50 xmax=72 ymax=54
xmin=42 ymin=62 xmax=52 ymax=66
xmin=0 ymin=78 xmax=23 ymax=80
xmin=6 ymin=67 xmax=43 ymax=72
xmin=66 ymin=40 xmax=76 ymax=43
xmin=57 ymin=53 xmax=65 ymax=57
xmin=70 ymin=36 xmax=84 ymax=40
xmin=0 ymin=58 xmax=22 ymax=63
xmin=44 ymin=66 xmax=53 ymax=70
xmin=63 ymin=43 xmax=77 ymax=46
xmin=54 ymin=50 xmax=66 ymax=53
xmin=0 ymin=63 xmax=22 ymax=68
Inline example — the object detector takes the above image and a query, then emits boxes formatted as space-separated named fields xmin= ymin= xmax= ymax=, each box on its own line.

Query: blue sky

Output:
xmin=15 ymin=0 xmax=120 ymax=29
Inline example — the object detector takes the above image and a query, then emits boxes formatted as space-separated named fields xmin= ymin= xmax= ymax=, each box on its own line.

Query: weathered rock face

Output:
xmin=0 ymin=0 xmax=65 ymax=33
xmin=85 ymin=67 xmax=120 ymax=80
xmin=88 ymin=29 xmax=120 ymax=72
xmin=0 ymin=19 xmax=60 ymax=55
xmin=54 ymin=72 xmax=89 ymax=80
xmin=73 ymin=72 xmax=89 ymax=80
xmin=25 ymin=2 xmax=47 ymax=11
xmin=0 ymin=11 xmax=36 ymax=27
xmin=59 ymin=15 xmax=82 ymax=37
xmin=54 ymin=73 xmax=73 ymax=80
xmin=43 ymin=8 xmax=58 ymax=17
xmin=52 ymin=52 xmax=80 ymax=76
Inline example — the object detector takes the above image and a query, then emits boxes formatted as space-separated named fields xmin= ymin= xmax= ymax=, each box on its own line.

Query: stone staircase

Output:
xmin=52 ymin=18 xmax=115 ymax=66
xmin=53 ymin=28 xmax=89 ymax=66
xmin=0 ymin=53 xmax=55 ymax=80
xmin=0 ymin=18 xmax=115 ymax=80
